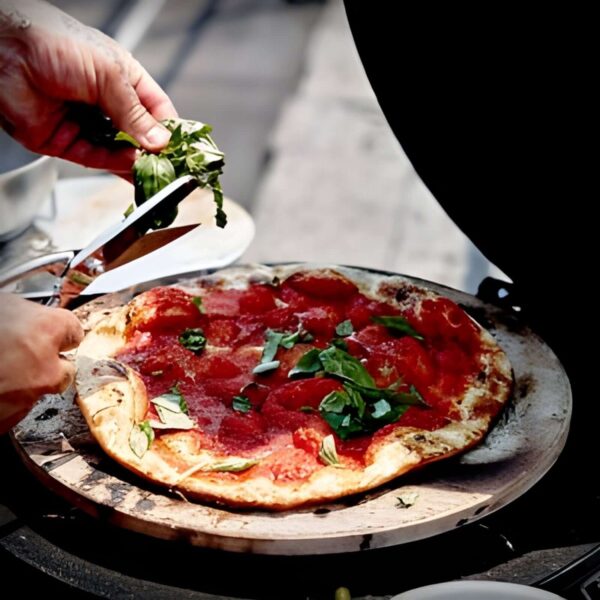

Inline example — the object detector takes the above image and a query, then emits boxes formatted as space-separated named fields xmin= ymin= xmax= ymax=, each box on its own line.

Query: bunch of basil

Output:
xmin=116 ymin=118 xmax=226 ymax=229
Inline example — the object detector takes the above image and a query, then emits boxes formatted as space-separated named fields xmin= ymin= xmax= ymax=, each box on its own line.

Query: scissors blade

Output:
xmin=69 ymin=175 xmax=198 ymax=269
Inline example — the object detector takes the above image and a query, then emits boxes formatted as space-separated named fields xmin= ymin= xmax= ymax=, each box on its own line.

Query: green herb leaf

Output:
xmin=191 ymin=296 xmax=205 ymax=313
xmin=151 ymin=384 xmax=189 ymax=415
xmin=371 ymin=315 xmax=424 ymax=341
xmin=319 ymin=434 xmax=343 ymax=467
xmin=396 ymin=491 xmax=419 ymax=508
xmin=114 ymin=131 xmax=140 ymax=147
xmin=117 ymin=118 xmax=226 ymax=230
xmin=331 ymin=338 xmax=349 ymax=351
xmin=255 ymin=326 xmax=310 ymax=374
xmin=232 ymin=395 xmax=252 ymax=413
xmin=133 ymin=154 xmax=177 ymax=229
xmin=318 ymin=346 xmax=376 ymax=388
xmin=252 ymin=360 xmax=281 ymax=374
xmin=261 ymin=329 xmax=285 ymax=363
xmin=203 ymin=457 xmax=258 ymax=472
xmin=151 ymin=407 xmax=195 ymax=430
xmin=179 ymin=328 xmax=206 ymax=354
xmin=371 ymin=398 xmax=392 ymax=419
xmin=129 ymin=421 xmax=154 ymax=458
xmin=319 ymin=386 xmax=366 ymax=440
xmin=288 ymin=348 xmax=322 ymax=377
xmin=335 ymin=320 xmax=354 ymax=337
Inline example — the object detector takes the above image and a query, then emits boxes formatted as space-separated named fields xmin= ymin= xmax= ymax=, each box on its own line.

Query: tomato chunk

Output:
xmin=285 ymin=271 xmax=358 ymax=299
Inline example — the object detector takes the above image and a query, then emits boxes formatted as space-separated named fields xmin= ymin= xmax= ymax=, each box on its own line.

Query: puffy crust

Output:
xmin=75 ymin=264 xmax=513 ymax=510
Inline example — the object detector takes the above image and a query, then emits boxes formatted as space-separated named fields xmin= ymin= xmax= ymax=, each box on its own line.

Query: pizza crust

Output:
xmin=75 ymin=264 xmax=512 ymax=510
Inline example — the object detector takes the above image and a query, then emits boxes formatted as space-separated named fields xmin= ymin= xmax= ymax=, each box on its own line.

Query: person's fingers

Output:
xmin=134 ymin=66 xmax=178 ymax=121
xmin=52 ymin=308 xmax=84 ymax=352
xmin=99 ymin=59 xmax=171 ymax=152
xmin=55 ymin=357 xmax=76 ymax=394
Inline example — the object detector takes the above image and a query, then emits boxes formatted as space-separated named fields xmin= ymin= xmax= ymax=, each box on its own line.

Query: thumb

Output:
xmin=100 ymin=77 xmax=171 ymax=152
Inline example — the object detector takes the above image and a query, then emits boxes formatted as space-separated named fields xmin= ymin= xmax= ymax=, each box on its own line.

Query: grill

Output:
xmin=2 ymin=272 xmax=599 ymax=599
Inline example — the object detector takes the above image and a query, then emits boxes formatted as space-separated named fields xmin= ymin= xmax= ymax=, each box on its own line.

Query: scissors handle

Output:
xmin=0 ymin=251 xmax=75 ymax=289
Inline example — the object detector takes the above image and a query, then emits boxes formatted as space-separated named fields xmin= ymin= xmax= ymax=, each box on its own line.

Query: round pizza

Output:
xmin=75 ymin=264 xmax=512 ymax=510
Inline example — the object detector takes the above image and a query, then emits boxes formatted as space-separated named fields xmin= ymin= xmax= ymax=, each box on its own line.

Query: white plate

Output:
xmin=34 ymin=175 xmax=255 ymax=292
xmin=391 ymin=581 xmax=564 ymax=600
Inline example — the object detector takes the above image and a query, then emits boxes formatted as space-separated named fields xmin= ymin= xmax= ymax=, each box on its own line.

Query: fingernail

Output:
xmin=144 ymin=125 xmax=170 ymax=147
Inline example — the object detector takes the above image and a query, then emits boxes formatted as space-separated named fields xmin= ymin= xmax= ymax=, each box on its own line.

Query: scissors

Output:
xmin=0 ymin=175 xmax=198 ymax=308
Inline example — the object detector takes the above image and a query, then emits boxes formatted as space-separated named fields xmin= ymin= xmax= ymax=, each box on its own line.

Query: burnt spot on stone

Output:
xmin=517 ymin=374 xmax=535 ymax=399
xmin=359 ymin=533 xmax=373 ymax=551
xmin=35 ymin=407 xmax=59 ymax=421
xmin=80 ymin=468 xmax=112 ymax=492
xmin=108 ymin=482 xmax=131 ymax=505
xmin=456 ymin=518 xmax=469 ymax=527
xmin=474 ymin=504 xmax=490 ymax=515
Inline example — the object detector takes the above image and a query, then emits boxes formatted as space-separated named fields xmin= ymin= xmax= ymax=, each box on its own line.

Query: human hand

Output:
xmin=0 ymin=294 xmax=84 ymax=434
xmin=0 ymin=0 xmax=177 ymax=176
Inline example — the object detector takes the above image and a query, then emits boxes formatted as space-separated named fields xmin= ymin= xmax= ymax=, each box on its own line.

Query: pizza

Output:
xmin=75 ymin=264 xmax=512 ymax=510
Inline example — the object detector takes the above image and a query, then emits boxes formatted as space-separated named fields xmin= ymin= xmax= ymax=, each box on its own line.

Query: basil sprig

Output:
xmin=289 ymin=345 xmax=426 ymax=439
xmin=116 ymin=118 xmax=226 ymax=229
xmin=371 ymin=315 xmax=424 ymax=341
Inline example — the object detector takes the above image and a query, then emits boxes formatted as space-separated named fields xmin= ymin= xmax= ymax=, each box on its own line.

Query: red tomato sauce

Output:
xmin=116 ymin=273 xmax=484 ymax=479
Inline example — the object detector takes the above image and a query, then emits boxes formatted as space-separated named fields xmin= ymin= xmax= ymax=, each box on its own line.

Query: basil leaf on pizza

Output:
xmin=75 ymin=265 xmax=512 ymax=510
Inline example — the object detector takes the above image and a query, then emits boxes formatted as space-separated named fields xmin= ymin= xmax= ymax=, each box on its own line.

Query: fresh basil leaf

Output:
xmin=319 ymin=386 xmax=367 ymax=440
xmin=371 ymin=398 xmax=392 ymax=419
xmin=232 ymin=395 xmax=251 ymax=413
xmin=252 ymin=360 xmax=281 ymax=374
xmin=152 ymin=406 xmax=195 ymax=430
xmin=320 ymin=390 xmax=348 ymax=414
xmin=320 ymin=411 xmax=364 ymax=440
xmin=319 ymin=434 xmax=343 ymax=467
xmin=371 ymin=315 xmax=424 ymax=341
xmin=114 ymin=131 xmax=140 ymax=147
xmin=348 ymin=381 xmax=427 ymax=408
xmin=261 ymin=329 xmax=284 ymax=363
xmin=129 ymin=421 xmax=154 ymax=458
xmin=179 ymin=328 xmax=206 ymax=354
xmin=191 ymin=296 xmax=205 ymax=313
xmin=331 ymin=338 xmax=348 ymax=351
xmin=203 ymin=457 xmax=258 ymax=472
xmin=151 ymin=383 xmax=188 ymax=414
xmin=132 ymin=154 xmax=177 ymax=229
xmin=318 ymin=346 xmax=376 ymax=388
xmin=288 ymin=348 xmax=322 ymax=377
xmin=280 ymin=329 xmax=301 ymax=349
xmin=335 ymin=320 xmax=354 ymax=337
xmin=345 ymin=385 xmax=367 ymax=418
